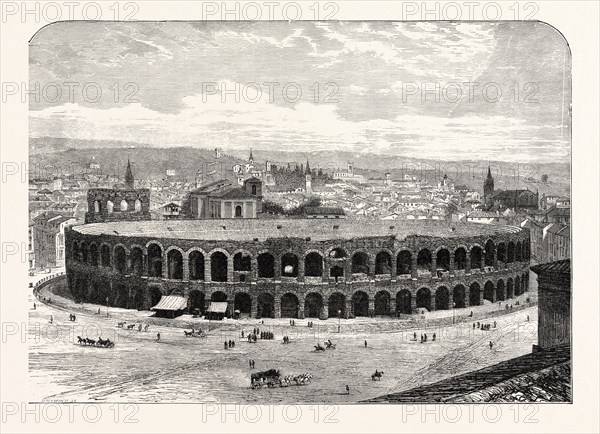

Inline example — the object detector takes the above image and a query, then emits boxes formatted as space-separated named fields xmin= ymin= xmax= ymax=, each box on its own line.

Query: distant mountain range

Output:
xmin=29 ymin=137 xmax=570 ymax=195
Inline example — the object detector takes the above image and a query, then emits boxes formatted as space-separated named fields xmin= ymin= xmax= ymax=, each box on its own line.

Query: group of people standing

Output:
xmin=224 ymin=339 xmax=236 ymax=349
xmin=413 ymin=331 xmax=436 ymax=342
xmin=282 ymin=336 xmax=291 ymax=344
xmin=474 ymin=321 xmax=496 ymax=331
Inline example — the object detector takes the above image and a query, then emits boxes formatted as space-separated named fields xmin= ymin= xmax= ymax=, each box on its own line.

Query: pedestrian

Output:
xmin=470 ymin=310 xmax=473 ymax=317
xmin=33 ymin=302 xmax=36 ymax=310
xmin=473 ymin=323 xmax=476 ymax=330
xmin=49 ymin=315 xmax=53 ymax=324
xmin=414 ymin=331 xmax=417 ymax=340
xmin=489 ymin=341 xmax=493 ymax=349
xmin=97 ymin=308 xmax=100 ymax=314
xmin=156 ymin=332 xmax=161 ymax=341
xmin=224 ymin=340 xmax=228 ymax=350
xmin=494 ymin=321 xmax=497 ymax=328
xmin=527 ymin=315 xmax=530 ymax=322
xmin=432 ymin=333 xmax=436 ymax=341
xmin=345 ymin=385 xmax=350 ymax=395
xmin=364 ymin=340 xmax=367 ymax=348
xmin=241 ymin=330 xmax=244 ymax=338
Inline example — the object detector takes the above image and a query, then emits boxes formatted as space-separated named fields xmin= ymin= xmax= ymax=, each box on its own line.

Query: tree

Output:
xmin=541 ymin=174 xmax=548 ymax=183
xmin=262 ymin=200 xmax=285 ymax=215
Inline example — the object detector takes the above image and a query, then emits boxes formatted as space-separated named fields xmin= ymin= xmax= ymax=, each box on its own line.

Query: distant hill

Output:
xmin=29 ymin=137 xmax=570 ymax=196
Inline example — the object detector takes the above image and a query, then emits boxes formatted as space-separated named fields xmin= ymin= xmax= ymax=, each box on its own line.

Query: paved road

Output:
xmin=29 ymin=286 xmax=537 ymax=403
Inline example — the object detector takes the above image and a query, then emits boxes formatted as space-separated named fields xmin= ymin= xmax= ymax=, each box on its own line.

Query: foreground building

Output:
xmin=66 ymin=219 xmax=530 ymax=318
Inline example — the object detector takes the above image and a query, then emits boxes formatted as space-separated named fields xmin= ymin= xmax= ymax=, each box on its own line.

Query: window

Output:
xmin=235 ymin=205 xmax=242 ymax=217
xmin=251 ymin=185 xmax=257 ymax=195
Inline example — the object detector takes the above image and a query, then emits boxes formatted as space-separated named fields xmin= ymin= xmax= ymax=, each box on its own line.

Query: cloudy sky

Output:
xmin=30 ymin=21 xmax=570 ymax=162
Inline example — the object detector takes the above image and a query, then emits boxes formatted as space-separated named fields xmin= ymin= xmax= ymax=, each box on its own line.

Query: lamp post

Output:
xmin=106 ymin=296 xmax=109 ymax=318
xmin=338 ymin=309 xmax=341 ymax=333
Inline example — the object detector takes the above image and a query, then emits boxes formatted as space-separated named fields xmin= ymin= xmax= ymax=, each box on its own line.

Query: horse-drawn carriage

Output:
xmin=76 ymin=336 xmax=114 ymax=348
xmin=251 ymin=370 xmax=312 ymax=389
xmin=251 ymin=369 xmax=281 ymax=389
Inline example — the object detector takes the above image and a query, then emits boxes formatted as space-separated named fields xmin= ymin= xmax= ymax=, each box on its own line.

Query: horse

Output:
xmin=117 ymin=321 xmax=126 ymax=328
xmin=126 ymin=324 xmax=135 ymax=330
xmin=144 ymin=325 xmax=150 ymax=332
xmin=85 ymin=338 xmax=96 ymax=346
xmin=77 ymin=336 xmax=85 ymax=344
xmin=371 ymin=370 xmax=384 ymax=381
xmin=138 ymin=324 xmax=143 ymax=331
xmin=324 ymin=340 xmax=336 ymax=350
xmin=184 ymin=330 xmax=193 ymax=337
xmin=314 ymin=344 xmax=325 ymax=352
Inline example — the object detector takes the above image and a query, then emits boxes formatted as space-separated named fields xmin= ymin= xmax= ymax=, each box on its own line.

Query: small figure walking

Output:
xmin=414 ymin=331 xmax=417 ymax=340
xmin=49 ymin=315 xmax=53 ymax=324
xmin=33 ymin=303 xmax=36 ymax=310
xmin=432 ymin=333 xmax=436 ymax=341
xmin=489 ymin=341 xmax=493 ymax=349
xmin=156 ymin=332 xmax=161 ymax=341
xmin=527 ymin=315 xmax=530 ymax=322
xmin=364 ymin=340 xmax=367 ymax=348
xmin=345 ymin=385 xmax=350 ymax=395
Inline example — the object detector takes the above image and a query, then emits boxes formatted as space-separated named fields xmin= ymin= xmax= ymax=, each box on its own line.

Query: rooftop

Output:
xmin=72 ymin=218 xmax=522 ymax=242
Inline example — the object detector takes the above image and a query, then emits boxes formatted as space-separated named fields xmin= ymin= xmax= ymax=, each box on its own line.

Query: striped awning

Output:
xmin=208 ymin=302 xmax=228 ymax=313
xmin=151 ymin=295 xmax=188 ymax=311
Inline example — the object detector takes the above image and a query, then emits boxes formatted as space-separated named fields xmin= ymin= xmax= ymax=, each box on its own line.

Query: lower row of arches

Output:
xmin=70 ymin=274 xmax=529 ymax=317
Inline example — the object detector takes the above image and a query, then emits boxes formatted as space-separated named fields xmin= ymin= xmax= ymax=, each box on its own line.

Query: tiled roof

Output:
xmin=73 ymin=218 xmax=523 ymax=242
xmin=530 ymin=259 xmax=570 ymax=275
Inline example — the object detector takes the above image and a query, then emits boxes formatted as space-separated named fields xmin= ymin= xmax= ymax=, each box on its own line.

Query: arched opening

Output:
xmin=304 ymin=252 xmax=323 ymax=277
xmin=304 ymin=292 xmax=324 ymax=318
xmin=330 ymin=265 xmax=344 ymax=281
xmin=107 ymin=200 xmax=114 ymax=213
xmin=281 ymin=253 xmax=298 ymax=277
xmin=436 ymin=249 xmax=450 ymax=272
xmin=454 ymin=247 xmax=467 ymax=270
xmin=484 ymin=281 xmax=494 ymax=303
xmin=234 ymin=293 xmax=252 ymax=316
xmin=396 ymin=290 xmax=412 ymax=314
xmin=396 ymin=250 xmax=412 ymax=275
xmin=167 ymin=249 xmax=183 ymax=279
xmin=453 ymin=284 xmax=466 ymax=308
xmin=516 ymin=241 xmax=523 ymax=262
xmin=352 ymin=291 xmax=369 ymax=317
xmin=417 ymin=249 xmax=432 ymax=272
xmin=496 ymin=279 xmax=505 ymax=301
xmin=188 ymin=290 xmax=205 ymax=314
xmin=189 ymin=251 xmax=205 ymax=280
xmin=435 ymin=286 xmax=450 ymax=310
xmin=524 ymin=243 xmax=530 ymax=261
xmin=94 ymin=200 xmax=101 ymax=213
xmin=80 ymin=242 xmax=88 ymax=263
xmin=134 ymin=199 xmax=142 ymax=212
xmin=90 ymin=244 xmax=98 ymax=266
xmin=507 ymin=242 xmax=515 ymax=263
xmin=522 ymin=274 xmax=528 ymax=292
xmin=233 ymin=252 xmax=251 ymax=272
xmin=470 ymin=246 xmax=482 ymax=270
xmin=114 ymin=283 xmax=128 ymax=308
xmin=120 ymin=199 xmax=128 ymax=211
xmin=257 ymin=293 xmax=274 ymax=318
xmin=416 ymin=288 xmax=432 ymax=311
xmin=133 ymin=287 xmax=145 ymax=310
xmin=114 ymin=246 xmax=127 ymax=274
xmin=497 ymin=243 xmax=506 ymax=265
xmin=211 ymin=252 xmax=228 ymax=282
xmin=234 ymin=205 xmax=242 ymax=217
xmin=147 ymin=244 xmax=163 ymax=277
xmin=507 ymin=278 xmax=514 ymax=299
xmin=469 ymin=282 xmax=481 ymax=306
xmin=329 ymin=247 xmax=346 ymax=258
xmin=484 ymin=240 xmax=495 ymax=267
xmin=352 ymin=252 xmax=370 ymax=274
xmin=374 ymin=291 xmax=391 ymax=315
xmin=375 ymin=251 xmax=392 ymax=275
xmin=515 ymin=277 xmax=522 ymax=296
xmin=149 ymin=286 xmax=163 ymax=308
xmin=130 ymin=247 xmax=143 ymax=275
xmin=280 ymin=293 xmax=299 ymax=318
xmin=100 ymin=244 xmax=111 ymax=267
xmin=251 ymin=185 xmax=257 ymax=195
xmin=257 ymin=252 xmax=275 ymax=278
xmin=328 ymin=293 xmax=346 ymax=318
xmin=211 ymin=291 xmax=228 ymax=302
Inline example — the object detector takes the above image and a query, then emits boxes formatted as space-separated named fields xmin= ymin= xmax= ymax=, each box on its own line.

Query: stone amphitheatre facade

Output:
xmin=65 ymin=219 xmax=530 ymax=319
